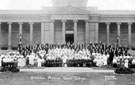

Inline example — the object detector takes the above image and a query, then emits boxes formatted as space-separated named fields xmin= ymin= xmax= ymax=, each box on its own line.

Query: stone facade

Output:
xmin=0 ymin=0 xmax=135 ymax=49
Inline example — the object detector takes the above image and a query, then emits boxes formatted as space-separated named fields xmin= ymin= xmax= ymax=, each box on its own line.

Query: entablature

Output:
xmin=51 ymin=14 xmax=89 ymax=20
xmin=0 ymin=14 xmax=50 ymax=22
xmin=98 ymin=15 xmax=135 ymax=22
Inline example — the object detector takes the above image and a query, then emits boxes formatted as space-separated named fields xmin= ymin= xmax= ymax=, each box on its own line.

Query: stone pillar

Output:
xmin=95 ymin=22 xmax=99 ymax=43
xmin=8 ymin=22 xmax=12 ymax=49
xmin=128 ymin=22 xmax=132 ymax=48
xmin=29 ymin=22 xmax=34 ymax=45
xmin=19 ymin=22 xmax=23 ymax=44
xmin=41 ymin=22 xmax=45 ymax=44
xmin=51 ymin=20 xmax=54 ymax=44
xmin=117 ymin=22 xmax=121 ymax=45
xmin=85 ymin=20 xmax=89 ymax=43
xmin=62 ymin=20 xmax=66 ymax=44
xmin=19 ymin=22 xmax=23 ymax=35
xmin=106 ymin=22 xmax=110 ymax=45
xmin=0 ymin=22 xmax=1 ymax=49
xmin=73 ymin=20 xmax=78 ymax=44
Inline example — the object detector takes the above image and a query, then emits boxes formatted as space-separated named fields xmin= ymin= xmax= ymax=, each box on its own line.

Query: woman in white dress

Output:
xmin=124 ymin=59 xmax=129 ymax=68
xmin=103 ymin=54 xmax=108 ymax=66
xmin=132 ymin=58 xmax=135 ymax=65
xmin=0 ymin=56 xmax=2 ymax=67
xmin=29 ymin=53 xmax=35 ymax=66
xmin=22 ymin=57 xmax=26 ymax=67
xmin=37 ymin=58 xmax=43 ymax=67
xmin=17 ymin=57 xmax=22 ymax=67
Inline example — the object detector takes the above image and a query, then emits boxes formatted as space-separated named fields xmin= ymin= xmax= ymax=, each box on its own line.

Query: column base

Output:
xmin=8 ymin=45 xmax=12 ymax=50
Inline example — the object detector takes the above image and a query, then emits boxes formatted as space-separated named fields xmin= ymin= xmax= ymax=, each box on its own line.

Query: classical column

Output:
xmin=29 ymin=22 xmax=34 ymax=45
xmin=117 ymin=22 xmax=121 ymax=45
xmin=95 ymin=22 xmax=99 ymax=43
xmin=8 ymin=22 xmax=12 ymax=49
xmin=19 ymin=22 xmax=23 ymax=44
xmin=128 ymin=22 xmax=132 ymax=48
xmin=85 ymin=20 xmax=89 ymax=43
xmin=0 ymin=22 xmax=1 ymax=49
xmin=51 ymin=20 xmax=54 ymax=44
xmin=62 ymin=20 xmax=66 ymax=44
xmin=19 ymin=22 xmax=23 ymax=35
xmin=41 ymin=22 xmax=45 ymax=44
xmin=73 ymin=20 xmax=78 ymax=44
xmin=106 ymin=22 xmax=110 ymax=45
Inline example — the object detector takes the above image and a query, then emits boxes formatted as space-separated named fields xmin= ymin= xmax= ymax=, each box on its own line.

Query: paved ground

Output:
xmin=20 ymin=67 xmax=114 ymax=73
xmin=0 ymin=67 xmax=135 ymax=85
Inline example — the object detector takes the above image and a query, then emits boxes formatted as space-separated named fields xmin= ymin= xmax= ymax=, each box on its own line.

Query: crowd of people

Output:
xmin=0 ymin=42 xmax=135 ymax=71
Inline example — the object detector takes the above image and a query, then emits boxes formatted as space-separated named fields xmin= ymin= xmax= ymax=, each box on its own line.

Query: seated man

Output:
xmin=0 ymin=52 xmax=19 ymax=73
xmin=115 ymin=59 xmax=134 ymax=74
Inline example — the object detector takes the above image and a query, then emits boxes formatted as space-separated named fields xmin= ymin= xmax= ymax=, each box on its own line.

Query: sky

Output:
xmin=0 ymin=0 xmax=135 ymax=10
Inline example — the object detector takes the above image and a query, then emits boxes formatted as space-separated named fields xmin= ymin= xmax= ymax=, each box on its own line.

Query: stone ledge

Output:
xmin=20 ymin=67 xmax=114 ymax=73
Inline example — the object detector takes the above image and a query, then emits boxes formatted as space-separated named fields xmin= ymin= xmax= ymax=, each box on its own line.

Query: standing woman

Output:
xmin=0 ymin=55 xmax=2 ymax=67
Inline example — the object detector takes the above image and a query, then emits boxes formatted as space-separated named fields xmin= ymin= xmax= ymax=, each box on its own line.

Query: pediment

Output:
xmin=50 ymin=5 xmax=90 ymax=15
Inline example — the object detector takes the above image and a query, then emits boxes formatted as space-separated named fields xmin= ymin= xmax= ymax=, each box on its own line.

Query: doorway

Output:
xmin=66 ymin=34 xmax=74 ymax=43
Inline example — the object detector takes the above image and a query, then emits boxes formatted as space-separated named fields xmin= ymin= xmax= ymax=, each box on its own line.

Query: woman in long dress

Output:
xmin=0 ymin=56 xmax=2 ymax=67
xmin=115 ymin=58 xmax=134 ymax=74
xmin=124 ymin=59 xmax=129 ymax=68
xmin=29 ymin=53 xmax=35 ymax=66
xmin=37 ymin=58 xmax=42 ymax=67
xmin=17 ymin=57 xmax=22 ymax=67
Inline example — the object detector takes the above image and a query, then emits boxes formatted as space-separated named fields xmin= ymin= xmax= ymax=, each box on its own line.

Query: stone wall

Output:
xmin=11 ymin=23 xmax=19 ymax=47
xmin=110 ymin=23 xmax=117 ymax=45
xmin=44 ymin=22 xmax=51 ymax=43
xmin=98 ymin=23 xmax=107 ymax=44
xmin=1 ymin=23 xmax=8 ymax=48
xmin=77 ymin=21 xmax=85 ymax=43
xmin=120 ymin=23 xmax=128 ymax=46
xmin=22 ymin=23 xmax=30 ymax=45
xmin=54 ymin=21 xmax=62 ymax=43
xmin=131 ymin=23 xmax=135 ymax=47
xmin=33 ymin=23 xmax=41 ymax=44
xmin=89 ymin=23 xmax=96 ymax=43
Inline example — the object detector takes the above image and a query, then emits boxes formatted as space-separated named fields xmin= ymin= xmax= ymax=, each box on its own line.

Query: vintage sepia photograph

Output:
xmin=0 ymin=0 xmax=135 ymax=85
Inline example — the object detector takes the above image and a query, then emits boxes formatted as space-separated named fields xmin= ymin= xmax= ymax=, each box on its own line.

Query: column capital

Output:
xmin=50 ymin=20 xmax=55 ymax=22
xmin=41 ymin=22 xmax=45 ymax=24
xmin=117 ymin=22 xmax=121 ymax=25
xmin=62 ymin=19 xmax=66 ymax=23
xmin=29 ymin=22 xmax=34 ymax=25
xmin=73 ymin=20 xmax=78 ymax=22
xmin=128 ymin=22 xmax=132 ymax=25
xmin=106 ymin=22 xmax=110 ymax=25
xmin=18 ymin=22 xmax=23 ymax=25
xmin=85 ymin=20 xmax=89 ymax=23
xmin=8 ymin=22 xmax=12 ymax=25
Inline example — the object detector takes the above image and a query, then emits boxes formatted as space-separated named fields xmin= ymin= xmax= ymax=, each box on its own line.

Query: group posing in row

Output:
xmin=0 ymin=42 xmax=134 ymax=68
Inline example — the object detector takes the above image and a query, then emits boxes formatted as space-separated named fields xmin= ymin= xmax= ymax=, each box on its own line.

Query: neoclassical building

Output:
xmin=0 ymin=0 xmax=135 ymax=49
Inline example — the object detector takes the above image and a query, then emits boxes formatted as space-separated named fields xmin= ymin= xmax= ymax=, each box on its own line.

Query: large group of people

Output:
xmin=0 ymin=42 xmax=135 ymax=73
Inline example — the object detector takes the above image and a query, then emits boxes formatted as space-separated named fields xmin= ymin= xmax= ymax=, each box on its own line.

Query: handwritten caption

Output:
xmin=105 ymin=75 xmax=117 ymax=81
xmin=30 ymin=75 xmax=117 ymax=81
xmin=31 ymin=76 xmax=86 ymax=81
